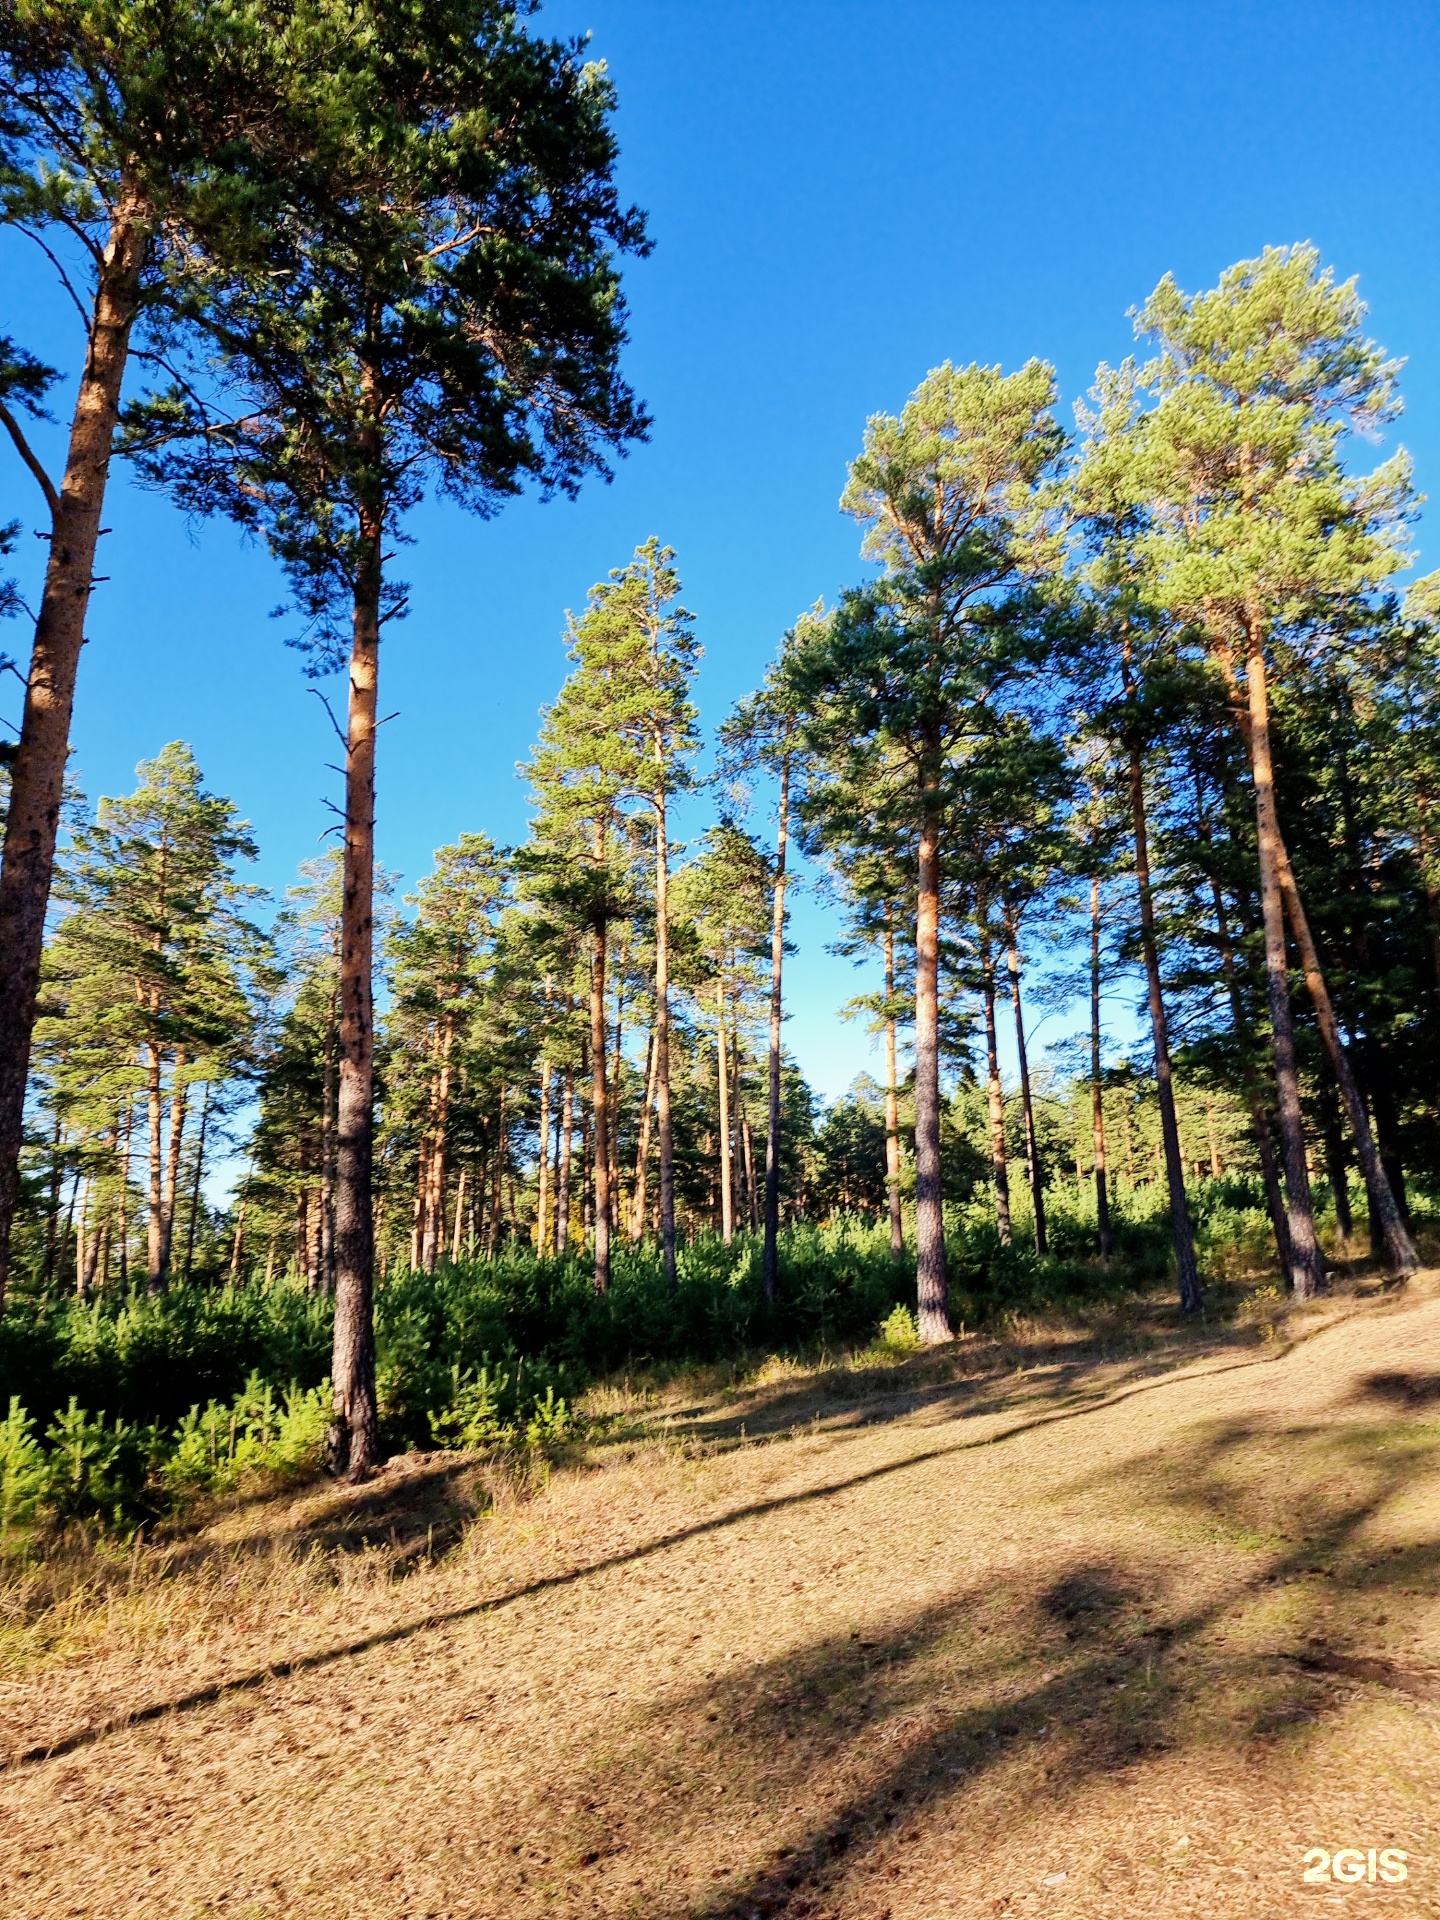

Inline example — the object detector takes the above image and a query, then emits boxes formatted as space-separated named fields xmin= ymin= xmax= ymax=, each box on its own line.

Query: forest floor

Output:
xmin=2 ymin=1269 xmax=1440 ymax=1919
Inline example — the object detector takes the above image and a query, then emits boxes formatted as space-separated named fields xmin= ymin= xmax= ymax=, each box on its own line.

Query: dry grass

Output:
xmin=3 ymin=1273 xmax=1440 ymax=1918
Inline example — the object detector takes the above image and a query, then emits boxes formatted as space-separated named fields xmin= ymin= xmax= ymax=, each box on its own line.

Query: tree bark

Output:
xmin=979 ymin=928 xmax=1012 ymax=1246
xmin=653 ymin=792 xmax=676 ymax=1287
xmin=1088 ymin=875 xmax=1113 ymax=1264
xmin=1270 ymin=830 xmax=1416 ymax=1274
xmin=740 ymin=1109 xmax=758 ymax=1232
xmin=450 ymin=1163 xmax=467 ymax=1264
xmin=912 ymin=783 xmax=951 ymax=1343
xmin=145 ymin=1043 xmax=166 ymax=1291
xmin=763 ymin=750 xmax=791 ymax=1302
xmin=1126 ymin=738 xmax=1204 ymax=1312
xmin=1234 ymin=634 xmax=1325 ymax=1297
xmin=158 ymin=1050 xmax=188 ymax=1282
xmin=557 ymin=1068 xmax=573 ymax=1254
xmin=536 ymin=1058 xmax=552 ymax=1255
xmin=328 ymin=493 xmax=383 ymax=1480
xmin=1317 ymin=1072 xmax=1354 ymax=1241
xmin=1005 ymin=918 xmax=1047 ymax=1258
xmin=717 ymin=979 xmax=733 ymax=1245
xmin=589 ymin=900 xmax=611 ymax=1295
xmin=182 ymin=1077 xmax=211 ymax=1283
xmin=0 ymin=194 xmax=150 ymax=1311
xmin=628 ymin=1030 xmax=657 ymax=1241
xmin=883 ymin=921 xmax=904 ymax=1259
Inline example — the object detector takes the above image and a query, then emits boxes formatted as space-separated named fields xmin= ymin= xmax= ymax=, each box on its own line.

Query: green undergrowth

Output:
xmin=0 ymin=1180 xmax=1396 ymax=1535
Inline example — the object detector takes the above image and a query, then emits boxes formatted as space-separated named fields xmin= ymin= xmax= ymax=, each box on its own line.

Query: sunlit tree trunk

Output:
xmin=912 ymin=772 xmax=951 ymax=1343
xmin=589 ymin=872 xmax=612 ymax=1293
xmin=182 ymin=1078 xmax=212 ymax=1282
xmin=652 ymin=791 xmax=675 ymax=1287
xmin=883 ymin=921 xmax=904 ymax=1259
xmin=158 ymin=1050 xmax=188 ymax=1283
xmin=558 ymin=1068 xmax=573 ymax=1254
xmin=763 ymin=749 xmax=791 ymax=1302
xmin=979 ymin=928 xmax=1012 ymax=1246
xmin=146 ymin=1040 xmax=166 ymax=1292
xmin=0 ymin=191 xmax=149 ymax=1311
xmin=1088 ymin=875 xmax=1113 ymax=1264
xmin=629 ymin=1031 xmax=657 ymax=1241
xmin=329 ymin=480 xmax=382 ymax=1479
xmin=536 ymin=1060 xmax=552 ymax=1254
xmin=717 ymin=979 xmax=733 ymax=1244
xmin=1004 ymin=918 xmax=1047 ymax=1258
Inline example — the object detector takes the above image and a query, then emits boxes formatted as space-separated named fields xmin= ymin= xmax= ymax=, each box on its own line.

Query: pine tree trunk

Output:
xmin=589 ymin=909 xmax=611 ymax=1295
xmin=653 ymin=792 xmax=676 ymax=1287
xmin=1317 ymin=1073 xmax=1354 ymax=1241
xmin=320 ymin=989 xmax=337 ymax=1290
xmin=1126 ymin=739 xmax=1204 ymax=1312
xmin=0 ymin=193 xmax=149 ymax=1311
xmin=1089 ymin=875 xmax=1113 ymax=1263
xmin=158 ymin=1050 xmax=188 ymax=1283
xmin=883 ymin=922 xmax=904 ymax=1258
xmin=740 ymin=1110 xmax=758 ymax=1232
xmin=763 ymin=753 xmax=791 ymax=1302
xmin=1270 ymin=829 xmax=1416 ymax=1274
xmin=537 ymin=1060 xmax=552 ymax=1255
xmin=1241 ymin=635 xmax=1325 ymax=1297
xmin=912 ymin=785 xmax=951 ymax=1343
xmin=183 ymin=1078 xmax=211 ymax=1283
xmin=980 ymin=931 xmax=1012 ymax=1246
xmin=558 ymin=1069 xmax=573 ymax=1253
xmin=1005 ymin=920 xmax=1047 ymax=1258
xmin=629 ymin=1031 xmax=657 ymax=1241
xmin=146 ymin=1042 xmax=166 ymax=1292
xmin=717 ymin=980 xmax=733 ymax=1245
xmin=329 ymin=490 xmax=382 ymax=1480
xmin=450 ymin=1164 xmax=467 ymax=1263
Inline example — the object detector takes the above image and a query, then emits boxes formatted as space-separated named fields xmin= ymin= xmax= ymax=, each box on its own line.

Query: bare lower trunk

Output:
xmin=1243 ymin=637 xmax=1324 ymax=1298
xmin=913 ymin=794 xmax=950 ymax=1343
xmin=320 ymin=992 xmax=336 ymax=1290
xmin=1089 ymin=875 xmax=1113 ymax=1264
xmin=763 ymin=755 xmax=790 ymax=1302
xmin=717 ymin=981 xmax=734 ymax=1244
xmin=1005 ymin=923 xmax=1047 ymax=1257
xmin=883 ymin=923 xmax=904 ymax=1259
xmin=1271 ymin=830 xmax=1416 ymax=1275
xmin=158 ymin=1051 xmax=188 ymax=1283
xmin=629 ymin=1031 xmax=657 ymax=1241
xmin=537 ymin=1060 xmax=552 ymax=1254
xmin=0 ymin=195 xmax=148 ymax=1310
xmin=980 ymin=933 xmax=1012 ymax=1246
xmin=590 ymin=911 xmax=611 ymax=1295
xmin=182 ymin=1078 xmax=211 ymax=1283
xmin=557 ymin=1070 xmax=573 ymax=1254
xmin=450 ymin=1164 xmax=467 ymax=1263
xmin=740 ymin=1110 xmax=758 ymax=1231
xmin=328 ymin=494 xmax=382 ymax=1480
xmin=1317 ymin=1075 xmax=1354 ymax=1241
xmin=653 ymin=794 xmax=675 ymax=1286
xmin=146 ymin=1043 xmax=165 ymax=1291
xmin=1127 ymin=738 xmax=1203 ymax=1313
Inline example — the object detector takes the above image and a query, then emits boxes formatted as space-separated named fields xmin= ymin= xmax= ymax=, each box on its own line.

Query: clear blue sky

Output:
xmin=3 ymin=0 xmax=1438 ymax=1102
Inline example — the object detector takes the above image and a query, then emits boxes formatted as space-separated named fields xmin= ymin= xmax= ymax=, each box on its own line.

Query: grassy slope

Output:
xmin=2 ymin=1273 xmax=1439 ymax=1918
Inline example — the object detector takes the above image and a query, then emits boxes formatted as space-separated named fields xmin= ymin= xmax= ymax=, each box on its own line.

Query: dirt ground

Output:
xmin=2 ymin=1277 xmax=1439 ymax=1919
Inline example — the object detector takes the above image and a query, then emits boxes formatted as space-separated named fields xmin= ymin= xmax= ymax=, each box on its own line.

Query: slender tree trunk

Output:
xmin=1270 ymin=828 xmax=1416 ymax=1274
xmin=1005 ymin=919 xmax=1047 ymax=1258
xmin=1317 ymin=1073 xmax=1354 ymax=1241
xmin=229 ymin=1190 xmax=247 ymax=1283
xmin=589 ymin=906 xmax=612 ymax=1295
xmin=653 ymin=793 xmax=676 ymax=1287
xmin=158 ymin=1049 xmax=188 ymax=1282
xmin=43 ymin=1111 xmax=62 ymax=1285
xmin=980 ymin=930 xmax=1012 ymax=1246
xmin=146 ymin=1042 xmax=166 ymax=1292
xmin=717 ymin=980 xmax=734 ymax=1244
xmin=629 ymin=1030 xmax=657 ymax=1241
xmin=883 ymin=921 xmax=904 ymax=1259
xmin=117 ymin=1100 xmax=132 ymax=1291
xmin=913 ymin=782 xmax=951 ymax=1343
xmin=1241 ymin=635 xmax=1325 ymax=1297
xmin=740 ymin=1110 xmax=758 ymax=1232
xmin=1088 ymin=875 xmax=1113 ymax=1264
xmin=183 ymin=1078 xmax=211 ymax=1283
xmin=1126 ymin=735 xmax=1204 ymax=1312
xmin=450 ymin=1164 xmax=467 ymax=1263
xmin=421 ymin=1017 xmax=454 ymax=1273
xmin=558 ymin=1069 xmax=573 ymax=1254
xmin=763 ymin=752 xmax=791 ymax=1302
xmin=320 ymin=989 xmax=337 ymax=1290
xmin=329 ymin=485 xmax=383 ymax=1480
xmin=487 ymin=1090 xmax=507 ymax=1255
xmin=536 ymin=1060 xmax=552 ymax=1255
xmin=0 ymin=193 xmax=149 ymax=1311
xmin=75 ymin=1176 xmax=91 ymax=1300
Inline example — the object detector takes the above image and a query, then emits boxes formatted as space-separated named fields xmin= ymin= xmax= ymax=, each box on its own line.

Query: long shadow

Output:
xmin=0 ymin=1306 xmax=1415 ymax=1777
xmin=640 ymin=1395 xmax=1440 ymax=1918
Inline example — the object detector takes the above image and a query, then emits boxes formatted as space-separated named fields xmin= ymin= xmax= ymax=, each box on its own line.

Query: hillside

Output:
xmin=3 ymin=1280 xmax=1439 ymax=1919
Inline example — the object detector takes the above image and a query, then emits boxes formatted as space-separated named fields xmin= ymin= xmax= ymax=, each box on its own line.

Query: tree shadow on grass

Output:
xmin=568 ymin=1402 xmax=1440 ymax=1920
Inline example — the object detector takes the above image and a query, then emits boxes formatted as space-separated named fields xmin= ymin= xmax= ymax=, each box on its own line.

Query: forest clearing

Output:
xmin=2 ymin=1270 xmax=1439 ymax=1918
